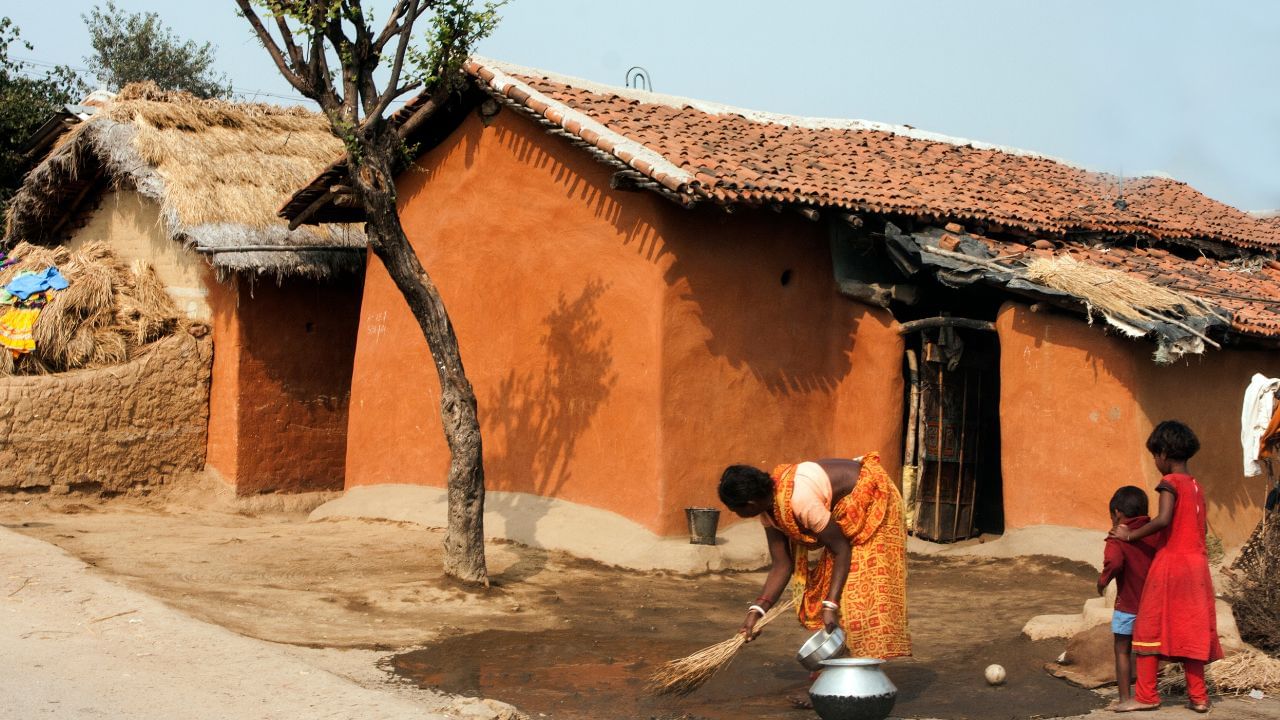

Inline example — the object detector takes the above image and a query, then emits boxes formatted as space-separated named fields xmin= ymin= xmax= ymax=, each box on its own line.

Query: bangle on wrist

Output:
xmin=747 ymin=604 xmax=767 ymax=617
xmin=821 ymin=600 xmax=840 ymax=612
xmin=754 ymin=596 xmax=773 ymax=610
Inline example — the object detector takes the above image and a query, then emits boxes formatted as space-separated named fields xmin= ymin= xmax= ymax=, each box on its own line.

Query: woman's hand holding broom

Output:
xmin=740 ymin=597 xmax=772 ymax=641
xmin=649 ymin=598 xmax=796 ymax=696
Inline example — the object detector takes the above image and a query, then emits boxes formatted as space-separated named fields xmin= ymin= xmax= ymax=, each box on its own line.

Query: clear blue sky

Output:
xmin=7 ymin=1 xmax=1280 ymax=211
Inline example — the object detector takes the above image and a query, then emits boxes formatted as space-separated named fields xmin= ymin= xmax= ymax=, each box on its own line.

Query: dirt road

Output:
xmin=2 ymin=495 xmax=1276 ymax=719
xmin=0 ymin=526 xmax=515 ymax=719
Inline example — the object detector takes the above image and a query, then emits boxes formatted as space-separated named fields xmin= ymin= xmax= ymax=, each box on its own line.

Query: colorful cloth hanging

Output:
xmin=0 ymin=266 xmax=67 ymax=356
xmin=0 ymin=307 xmax=40 ymax=355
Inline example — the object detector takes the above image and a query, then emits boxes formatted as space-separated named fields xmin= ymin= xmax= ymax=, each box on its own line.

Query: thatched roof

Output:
xmin=5 ymin=83 xmax=365 ymax=277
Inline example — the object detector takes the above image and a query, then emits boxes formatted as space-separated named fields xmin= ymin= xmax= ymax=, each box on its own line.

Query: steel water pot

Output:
xmin=807 ymin=658 xmax=897 ymax=720
xmin=797 ymin=627 xmax=846 ymax=671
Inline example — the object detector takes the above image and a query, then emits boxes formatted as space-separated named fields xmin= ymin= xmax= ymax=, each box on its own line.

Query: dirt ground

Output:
xmin=0 ymin=493 xmax=1268 ymax=719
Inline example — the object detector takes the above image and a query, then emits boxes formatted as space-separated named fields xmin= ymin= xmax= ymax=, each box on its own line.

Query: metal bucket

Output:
xmin=685 ymin=507 xmax=720 ymax=545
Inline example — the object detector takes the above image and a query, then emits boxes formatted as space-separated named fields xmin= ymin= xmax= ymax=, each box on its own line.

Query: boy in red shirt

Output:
xmin=1097 ymin=486 xmax=1161 ymax=709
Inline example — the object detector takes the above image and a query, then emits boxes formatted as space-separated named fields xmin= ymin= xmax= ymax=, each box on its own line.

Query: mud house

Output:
xmin=284 ymin=59 xmax=1280 ymax=556
xmin=5 ymin=84 xmax=366 ymax=495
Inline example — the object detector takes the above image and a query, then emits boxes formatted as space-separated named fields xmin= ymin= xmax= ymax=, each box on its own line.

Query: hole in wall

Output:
xmin=780 ymin=269 xmax=793 ymax=286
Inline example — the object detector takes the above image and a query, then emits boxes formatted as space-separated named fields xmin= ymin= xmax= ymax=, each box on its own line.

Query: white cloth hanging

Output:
xmin=1242 ymin=373 xmax=1280 ymax=477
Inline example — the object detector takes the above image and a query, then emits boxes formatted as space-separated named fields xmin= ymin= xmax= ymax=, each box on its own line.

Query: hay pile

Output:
xmin=1158 ymin=648 xmax=1280 ymax=696
xmin=1025 ymin=255 xmax=1216 ymax=338
xmin=0 ymin=241 xmax=181 ymax=376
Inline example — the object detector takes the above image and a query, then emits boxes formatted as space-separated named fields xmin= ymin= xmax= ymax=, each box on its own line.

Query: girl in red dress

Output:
xmin=1111 ymin=420 xmax=1223 ymax=713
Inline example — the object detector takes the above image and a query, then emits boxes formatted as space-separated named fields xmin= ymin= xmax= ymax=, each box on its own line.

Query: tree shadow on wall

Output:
xmin=484 ymin=279 xmax=618 ymax=584
xmin=658 ymin=210 xmax=856 ymax=397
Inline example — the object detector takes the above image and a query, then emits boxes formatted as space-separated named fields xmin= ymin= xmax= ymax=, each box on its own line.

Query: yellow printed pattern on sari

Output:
xmin=770 ymin=452 xmax=911 ymax=659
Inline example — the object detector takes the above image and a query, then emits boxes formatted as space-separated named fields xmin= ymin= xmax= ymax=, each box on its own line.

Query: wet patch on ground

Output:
xmin=391 ymin=628 xmax=1102 ymax=718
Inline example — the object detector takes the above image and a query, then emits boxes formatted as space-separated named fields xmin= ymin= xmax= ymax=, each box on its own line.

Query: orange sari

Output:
xmin=769 ymin=452 xmax=911 ymax=659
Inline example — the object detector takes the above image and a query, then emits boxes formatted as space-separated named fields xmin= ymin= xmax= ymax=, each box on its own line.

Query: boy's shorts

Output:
xmin=1111 ymin=610 xmax=1136 ymax=635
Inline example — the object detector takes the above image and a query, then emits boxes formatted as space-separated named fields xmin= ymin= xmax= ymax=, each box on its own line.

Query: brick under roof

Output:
xmin=470 ymin=59 xmax=1280 ymax=252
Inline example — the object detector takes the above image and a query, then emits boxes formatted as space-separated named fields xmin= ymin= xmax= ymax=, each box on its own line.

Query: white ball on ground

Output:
xmin=985 ymin=664 xmax=1006 ymax=686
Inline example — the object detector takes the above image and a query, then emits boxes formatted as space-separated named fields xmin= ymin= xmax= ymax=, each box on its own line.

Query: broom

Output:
xmin=648 ymin=598 xmax=796 ymax=696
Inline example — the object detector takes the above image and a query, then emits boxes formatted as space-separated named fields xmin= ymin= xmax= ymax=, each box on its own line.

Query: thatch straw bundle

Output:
xmin=648 ymin=598 xmax=796 ymax=696
xmin=107 ymin=82 xmax=344 ymax=233
xmin=0 ymin=241 xmax=181 ymax=376
xmin=1025 ymin=255 xmax=1216 ymax=338
xmin=5 ymin=81 xmax=365 ymax=279
xmin=1158 ymin=648 xmax=1280 ymax=696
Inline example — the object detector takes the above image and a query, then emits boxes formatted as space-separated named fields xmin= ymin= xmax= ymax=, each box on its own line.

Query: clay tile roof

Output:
xmin=466 ymin=58 xmax=1280 ymax=251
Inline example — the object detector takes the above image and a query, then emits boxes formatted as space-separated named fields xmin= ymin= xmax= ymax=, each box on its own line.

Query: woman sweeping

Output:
xmin=718 ymin=453 xmax=911 ymax=661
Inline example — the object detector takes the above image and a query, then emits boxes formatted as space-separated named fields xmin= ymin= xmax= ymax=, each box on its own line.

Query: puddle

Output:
xmin=391 ymin=629 xmax=1104 ymax=719
xmin=390 ymin=628 xmax=812 ymax=719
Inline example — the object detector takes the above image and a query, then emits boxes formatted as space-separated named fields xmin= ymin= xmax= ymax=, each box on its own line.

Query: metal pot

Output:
xmin=797 ymin=627 xmax=847 ymax=671
xmin=808 ymin=658 xmax=897 ymax=720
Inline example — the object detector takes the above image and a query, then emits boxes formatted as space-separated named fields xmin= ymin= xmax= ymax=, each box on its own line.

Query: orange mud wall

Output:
xmin=998 ymin=302 xmax=1280 ymax=548
xmin=205 ymin=273 xmax=363 ymax=494
xmin=344 ymin=110 xmax=903 ymax=536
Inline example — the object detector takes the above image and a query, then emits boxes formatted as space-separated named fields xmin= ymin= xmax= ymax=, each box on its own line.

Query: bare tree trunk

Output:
xmin=350 ymin=131 xmax=487 ymax=586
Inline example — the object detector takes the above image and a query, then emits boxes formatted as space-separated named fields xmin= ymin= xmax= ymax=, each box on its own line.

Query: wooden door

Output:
xmin=905 ymin=323 xmax=1001 ymax=542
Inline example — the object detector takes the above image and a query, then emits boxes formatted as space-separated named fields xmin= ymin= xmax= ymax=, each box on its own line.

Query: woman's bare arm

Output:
xmin=815 ymin=521 xmax=852 ymax=632
xmin=742 ymin=526 xmax=793 ymax=639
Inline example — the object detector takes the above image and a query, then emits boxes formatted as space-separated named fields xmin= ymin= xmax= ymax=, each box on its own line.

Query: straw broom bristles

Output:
xmin=648 ymin=598 xmax=796 ymax=696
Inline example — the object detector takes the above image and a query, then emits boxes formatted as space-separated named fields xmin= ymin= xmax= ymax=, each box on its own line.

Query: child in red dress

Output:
xmin=1098 ymin=486 xmax=1161 ymax=709
xmin=1110 ymin=420 xmax=1223 ymax=713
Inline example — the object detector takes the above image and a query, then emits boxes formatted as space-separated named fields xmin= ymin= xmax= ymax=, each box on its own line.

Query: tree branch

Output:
xmin=233 ymin=0 xmax=310 ymax=96
xmin=368 ymin=0 xmax=425 ymax=119
xmin=307 ymin=29 xmax=341 ymax=114
xmin=373 ymin=0 xmax=415 ymax=51
xmin=274 ymin=14 xmax=306 ymax=71
xmin=337 ymin=0 xmax=384 ymax=118
xmin=390 ymin=80 xmax=423 ymax=100
xmin=319 ymin=14 xmax=360 ymax=125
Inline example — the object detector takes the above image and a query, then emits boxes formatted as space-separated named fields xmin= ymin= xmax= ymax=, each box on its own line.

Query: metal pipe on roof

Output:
xmin=193 ymin=245 xmax=366 ymax=254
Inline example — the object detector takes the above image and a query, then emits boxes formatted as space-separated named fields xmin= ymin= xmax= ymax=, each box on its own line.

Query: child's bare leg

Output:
xmin=1113 ymin=655 xmax=1161 ymax=712
xmin=1114 ymin=634 xmax=1133 ymax=705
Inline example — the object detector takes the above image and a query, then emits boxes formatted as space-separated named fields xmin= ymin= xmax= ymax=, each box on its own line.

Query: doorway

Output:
xmin=902 ymin=318 xmax=1003 ymax=542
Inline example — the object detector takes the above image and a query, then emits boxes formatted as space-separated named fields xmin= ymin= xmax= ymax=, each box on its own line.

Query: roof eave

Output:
xmin=279 ymin=85 xmax=489 ymax=225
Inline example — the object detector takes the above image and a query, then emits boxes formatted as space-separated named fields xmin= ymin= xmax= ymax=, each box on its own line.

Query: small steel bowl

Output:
xmin=797 ymin=627 xmax=847 ymax=671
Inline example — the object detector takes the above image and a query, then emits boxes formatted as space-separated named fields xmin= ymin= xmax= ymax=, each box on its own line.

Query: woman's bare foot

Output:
xmin=1188 ymin=700 xmax=1210 ymax=713
xmin=1111 ymin=698 xmax=1160 ymax=712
